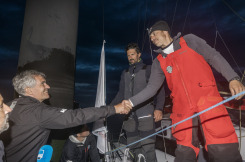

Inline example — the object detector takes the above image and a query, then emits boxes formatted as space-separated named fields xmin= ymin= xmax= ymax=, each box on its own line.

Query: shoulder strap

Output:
xmin=179 ymin=37 xmax=187 ymax=48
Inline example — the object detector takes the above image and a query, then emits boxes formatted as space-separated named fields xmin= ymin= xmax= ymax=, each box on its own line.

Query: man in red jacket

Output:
xmin=124 ymin=21 xmax=245 ymax=162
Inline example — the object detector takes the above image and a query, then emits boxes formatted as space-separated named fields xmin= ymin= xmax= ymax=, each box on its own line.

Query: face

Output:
xmin=150 ymin=30 xmax=171 ymax=48
xmin=0 ymin=94 xmax=12 ymax=133
xmin=126 ymin=49 xmax=141 ymax=65
xmin=26 ymin=75 xmax=50 ymax=102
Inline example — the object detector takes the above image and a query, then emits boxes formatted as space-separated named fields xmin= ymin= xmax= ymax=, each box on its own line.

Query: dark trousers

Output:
xmin=123 ymin=115 xmax=157 ymax=162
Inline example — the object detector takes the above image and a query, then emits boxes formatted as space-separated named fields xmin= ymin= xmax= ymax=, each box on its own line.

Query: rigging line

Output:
xmin=148 ymin=33 xmax=153 ymax=62
xmin=182 ymin=0 xmax=192 ymax=33
xmin=142 ymin=29 xmax=149 ymax=53
xmin=161 ymin=123 xmax=169 ymax=162
xmin=208 ymin=0 xmax=219 ymax=49
xmin=137 ymin=0 xmax=141 ymax=44
xmin=117 ymin=121 xmax=125 ymax=145
xmin=102 ymin=0 xmax=105 ymax=41
xmin=217 ymin=31 xmax=243 ymax=75
xmin=241 ymin=70 xmax=245 ymax=82
xmin=239 ymin=70 xmax=245 ymax=152
xmin=239 ymin=103 xmax=242 ymax=151
xmin=222 ymin=0 xmax=245 ymax=22
xmin=208 ymin=1 xmax=242 ymax=76
xmin=170 ymin=0 xmax=179 ymax=35
xmin=141 ymin=1 xmax=148 ymax=52
xmin=214 ymin=31 xmax=218 ymax=49
xmin=106 ymin=91 xmax=245 ymax=154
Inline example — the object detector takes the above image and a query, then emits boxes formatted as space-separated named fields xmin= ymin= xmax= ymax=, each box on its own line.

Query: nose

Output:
xmin=128 ymin=55 xmax=133 ymax=60
xmin=150 ymin=36 xmax=155 ymax=42
xmin=150 ymin=34 xmax=155 ymax=42
xmin=3 ymin=103 xmax=12 ymax=114
xmin=45 ymin=83 xmax=50 ymax=89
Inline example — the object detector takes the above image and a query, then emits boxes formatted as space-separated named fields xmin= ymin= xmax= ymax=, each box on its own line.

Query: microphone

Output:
xmin=37 ymin=145 xmax=53 ymax=162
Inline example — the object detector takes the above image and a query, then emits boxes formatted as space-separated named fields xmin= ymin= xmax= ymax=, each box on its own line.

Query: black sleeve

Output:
xmin=88 ymin=135 xmax=101 ymax=162
xmin=61 ymin=139 xmax=77 ymax=161
xmin=110 ymin=71 xmax=125 ymax=105
xmin=37 ymin=104 xmax=116 ymax=129
xmin=184 ymin=34 xmax=239 ymax=81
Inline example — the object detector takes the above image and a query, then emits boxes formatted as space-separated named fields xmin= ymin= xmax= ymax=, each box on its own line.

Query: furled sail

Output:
xmin=92 ymin=40 xmax=109 ymax=154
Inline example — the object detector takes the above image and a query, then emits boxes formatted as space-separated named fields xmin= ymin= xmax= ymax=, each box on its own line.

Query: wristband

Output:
xmin=229 ymin=76 xmax=240 ymax=82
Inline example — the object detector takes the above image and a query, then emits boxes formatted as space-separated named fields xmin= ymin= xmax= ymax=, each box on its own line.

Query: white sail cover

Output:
xmin=92 ymin=40 xmax=108 ymax=154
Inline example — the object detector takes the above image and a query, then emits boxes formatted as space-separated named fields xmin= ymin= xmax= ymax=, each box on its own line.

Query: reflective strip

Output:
xmin=138 ymin=114 xmax=152 ymax=119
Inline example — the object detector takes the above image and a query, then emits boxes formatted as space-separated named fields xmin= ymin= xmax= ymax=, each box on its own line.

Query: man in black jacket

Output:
xmin=60 ymin=125 xmax=100 ymax=162
xmin=110 ymin=43 xmax=165 ymax=162
xmin=1 ymin=70 xmax=131 ymax=162
xmin=0 ymin=93 xmax=12 ymax=162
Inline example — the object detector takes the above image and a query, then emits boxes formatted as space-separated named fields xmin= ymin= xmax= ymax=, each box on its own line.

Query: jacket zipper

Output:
xmin=172 ymin=55 xmax=193 ymax=108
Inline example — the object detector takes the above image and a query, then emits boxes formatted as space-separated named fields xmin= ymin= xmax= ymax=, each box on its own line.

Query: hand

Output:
xmin=229 ymin=80 xmax=245 ymax=100
xmin=154 ymin=110 xmax=163 ymax=122
xmin=122 ymin=100 xmax=133 ymax=110
xmin=114 ymin=100 xmax=132 ymax=114
xmin=121 ymin=100 xmax=133 ymax=114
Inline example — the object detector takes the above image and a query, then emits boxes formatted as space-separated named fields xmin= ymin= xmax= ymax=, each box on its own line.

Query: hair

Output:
xmin=72 ymin=124 xmax=90 ymax=135
xmin=12 ymin=70 xmax=46 ymax=95
xmin=125 ymin=43 xmax=141 ymax=54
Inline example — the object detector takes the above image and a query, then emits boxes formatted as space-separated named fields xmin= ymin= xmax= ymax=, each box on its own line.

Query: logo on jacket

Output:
xmin=60 ymin=109 xmax=67 ymax=113
xmin=166 ymin=66 xmax=172 ymax=73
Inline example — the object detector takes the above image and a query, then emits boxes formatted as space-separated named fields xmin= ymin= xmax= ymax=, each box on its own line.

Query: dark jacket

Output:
xmin=110 ymin=60 xmax=165 ymax=116
xmin=60 ymin=134 xmax=100 ymax=162
xmin=0 ymin=141 xmax=5 ymax=162
xmin=1 ymin=96 xmax=115 ymax=162
xmin=130 ymin=33 xmax=239 ymax=107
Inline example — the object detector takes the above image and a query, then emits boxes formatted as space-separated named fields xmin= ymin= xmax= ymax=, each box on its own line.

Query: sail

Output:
xmin=92 ymin=40 xmax=108 ymax=154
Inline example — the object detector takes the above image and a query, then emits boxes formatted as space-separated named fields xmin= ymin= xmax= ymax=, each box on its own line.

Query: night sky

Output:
xmin=0 ymin=0 xmax=245 ymax=108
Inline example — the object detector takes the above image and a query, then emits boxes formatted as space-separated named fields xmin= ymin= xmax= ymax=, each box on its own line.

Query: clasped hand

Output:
xmin=114 ymin=100 xmax=133 ymax=114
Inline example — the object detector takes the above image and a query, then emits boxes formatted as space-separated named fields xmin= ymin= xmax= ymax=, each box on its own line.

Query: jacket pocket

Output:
xmin=197 ymin=96 xmax=234 ymax=138
xmin=170 ymin=114 xmax=192 ymax=143
xmin=123 ymin=118 xmax=136 ymax=132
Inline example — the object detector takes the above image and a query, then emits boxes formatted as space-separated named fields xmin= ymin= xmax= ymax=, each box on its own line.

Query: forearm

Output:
xmin=40 ymin=106 xmax=116 ymax=129
xmin=129 ymin=59 xmax=165 ymax=107
xmin=155 ymin=83 xmax=165 ymax=111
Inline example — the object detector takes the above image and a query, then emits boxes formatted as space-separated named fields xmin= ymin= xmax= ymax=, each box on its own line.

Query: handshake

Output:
xmin=114 ymin=100 xmax=133 ymax=114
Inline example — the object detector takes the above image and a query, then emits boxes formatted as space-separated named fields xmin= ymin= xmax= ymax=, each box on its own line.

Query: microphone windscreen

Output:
xmin=37 ymin=145 xmax=53 ymax=162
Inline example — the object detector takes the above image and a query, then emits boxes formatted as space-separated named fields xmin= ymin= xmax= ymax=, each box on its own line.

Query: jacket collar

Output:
xmin=153 ymin=32 xmax=182 ymax=57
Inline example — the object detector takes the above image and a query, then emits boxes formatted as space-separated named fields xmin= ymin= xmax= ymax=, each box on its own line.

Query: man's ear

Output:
xmin=138 ymin=53 xmax=141 ymax=58
xmin=25 ymin=87 xmax=32 ymax=95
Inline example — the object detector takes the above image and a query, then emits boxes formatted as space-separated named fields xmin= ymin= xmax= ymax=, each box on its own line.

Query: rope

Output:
xmin=209 ymin=1 xmax=242 ymax=76
xmin=137 ymin=0 xmax=141 ymax=44
xmin=182 ymin=0 xmax=192 ymax=33
xmin=170 ymin=0 xmax=179 ymax=35
xmin=161 ymin=123 xmax=169 ymax=162
xmin=222 ymin=0 xmax=245 ymax=22
xmin=106 ymin=91 xmax=245 ymax=154
xmin=141 ymin=0 xmax=149 ymax=52
xmin=102 ymin=0 xmax=105 ymax=41
xmin=146 ymin=28 xmax=154 ymax=63
xmin=238 ymin=71 xmax=245 ymax=151
xmin=138 ymin=154 xmax=146 ymax=162
xmin=216 ymin=31 xmax=243 ymax=76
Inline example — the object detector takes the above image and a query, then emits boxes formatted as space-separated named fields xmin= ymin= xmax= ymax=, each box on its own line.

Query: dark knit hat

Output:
xmin=148 ymin=20 xmax=170 ymax=35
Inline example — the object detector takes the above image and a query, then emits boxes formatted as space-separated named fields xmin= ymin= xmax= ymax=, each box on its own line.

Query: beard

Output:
xmin=0 ymin=114 xmax=9 ymax=134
